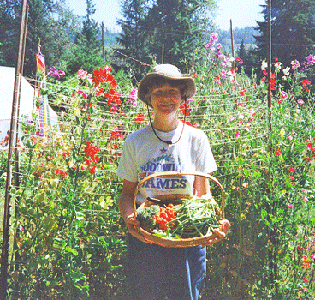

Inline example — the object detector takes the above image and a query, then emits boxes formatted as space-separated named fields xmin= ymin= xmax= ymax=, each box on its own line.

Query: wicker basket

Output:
xmin=134 ymin=171 xmax=225 ymax=248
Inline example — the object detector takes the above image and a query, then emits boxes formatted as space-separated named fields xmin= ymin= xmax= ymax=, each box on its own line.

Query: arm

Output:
xmin=119 ymin=179 xmax=151 ymax=243
xmin=193 ymin=175 xmax=230 ymax=246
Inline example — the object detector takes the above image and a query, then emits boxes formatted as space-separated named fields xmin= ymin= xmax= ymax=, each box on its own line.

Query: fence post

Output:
xmin=0 ymin=0 xmax=28 ymax=298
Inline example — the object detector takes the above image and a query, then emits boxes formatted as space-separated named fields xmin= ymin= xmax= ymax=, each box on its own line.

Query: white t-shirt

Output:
xmin=116 ymin=122 xmax=217 ymax=204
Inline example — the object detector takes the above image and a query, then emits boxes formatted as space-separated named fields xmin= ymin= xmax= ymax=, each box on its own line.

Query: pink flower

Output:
xmin=311 ymin=254 xmax=315 ymax=259
xmin=303 ymin=278 xmax=309 ymax=283
xmin=229 ymin=116 xmax=235 ymax=121
xmin=281 ymin=91 xmax=288 ymax=99
xmin=303 ymin=287 xmax=307 ymax=292
xmin=288 ymin=135 xmax=293 ymax=140
xmin=78 ymin=69 xmax=88 ymax=80
xmin=288 ymin=204 xmax=293 ymax=208
xmin=297 ymin=99 xmax=305 ymax=105
xmin=303 ymin=197 xmax=308 ymax=203
xmin=235 ymin=131 xmax=240 ymax=138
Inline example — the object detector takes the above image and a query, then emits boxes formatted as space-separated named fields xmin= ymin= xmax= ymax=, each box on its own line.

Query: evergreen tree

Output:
xmin=253 ymin=0 xmax=315 ymax=68
xmin=116 ymin=0 xmax=149 ymax=77
xmin=0 ymin=0 xmax=82 ymax=76
xmin=66 ymin=0 xmax=103 ymax=74
xmin=117 ymin=0 xmax=216 ymax=76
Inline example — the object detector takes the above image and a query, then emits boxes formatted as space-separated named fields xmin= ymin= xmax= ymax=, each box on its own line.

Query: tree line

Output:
xmin=0 ymin=0 xmax=315 ymax=80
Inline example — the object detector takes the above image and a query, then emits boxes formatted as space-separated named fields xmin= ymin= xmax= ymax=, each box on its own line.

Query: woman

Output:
xmin=117 ymin=64 xmax=230 ymax=300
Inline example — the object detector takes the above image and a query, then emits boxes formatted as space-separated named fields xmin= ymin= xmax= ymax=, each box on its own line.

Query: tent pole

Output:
xmin=0 ymin=0 xmax=28 ymax=298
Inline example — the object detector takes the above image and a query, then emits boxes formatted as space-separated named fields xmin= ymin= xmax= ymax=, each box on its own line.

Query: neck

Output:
xmin=152 ymin=114 xmax=179 ymax=132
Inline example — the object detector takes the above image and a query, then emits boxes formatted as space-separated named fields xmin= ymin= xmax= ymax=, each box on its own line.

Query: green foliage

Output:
xmin=117 ymin=0 xmax=217 ymax=77
xmin=1 ymin=26 xmax=315 ymax=299
xmin=253 ymin=0 xmax=315 ymax=67
xmin=136 ymin=205 xmax=159 ymax=231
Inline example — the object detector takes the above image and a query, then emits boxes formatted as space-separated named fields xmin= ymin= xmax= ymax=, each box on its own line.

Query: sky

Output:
xmin=65 ymin=0 xmax=265 ymax=32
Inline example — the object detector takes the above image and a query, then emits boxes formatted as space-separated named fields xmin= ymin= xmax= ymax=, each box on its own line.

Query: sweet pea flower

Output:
xmin=261 ymin=60 xmax=268 ymax=71
xmin=288 ymin=135 xmax=293 ymax=140
xmin=305 ymin=54 xmax=315 ymax=65
xmin=78 ymin=69 xmax=88 ymax=80
xmin=235 ymin=131 xmax=240 ymax=138
xmin=291 ymin=59 xmax=300 ymax=70
xmin=282 ymin=67 xmax=290 ymax=76
xmin=297 ymin=99 xmax=305 ymax=105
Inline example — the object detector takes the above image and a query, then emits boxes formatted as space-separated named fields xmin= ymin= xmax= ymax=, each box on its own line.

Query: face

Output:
xmin=150 ymin=83 xmax=182 ymax=116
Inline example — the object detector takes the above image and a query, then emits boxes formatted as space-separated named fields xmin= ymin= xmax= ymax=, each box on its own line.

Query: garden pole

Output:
xmin=101 ymin=22 xmax=105 ymax=62
xmin=266 ymin=0 xmax=278 ymax=294
xmin=13 ymin=3 xmax=29 ymax=273
xmin=0 ymin=0 xmax=28 ymax=298
xmin=230 ymin=19 xmax=236 ymax=70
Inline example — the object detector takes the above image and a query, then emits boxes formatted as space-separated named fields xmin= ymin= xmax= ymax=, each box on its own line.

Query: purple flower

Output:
xmin=291 ymin=60 xmax=300 ymax=70
xmin=305 ymin=54 xmax=315 ymax=65
xmin=48 ymin=66 xmax=66 ymax=80
xmin=205 ymin=33 xmax=218 ymax=50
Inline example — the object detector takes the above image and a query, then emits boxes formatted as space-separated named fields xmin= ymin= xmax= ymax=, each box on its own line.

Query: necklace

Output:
xmin=146 ymin=99 xmax=187 ymax=145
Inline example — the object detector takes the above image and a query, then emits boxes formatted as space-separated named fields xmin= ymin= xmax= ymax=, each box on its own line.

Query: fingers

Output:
xmin=202 ymin=219 xmax=231 ymax=246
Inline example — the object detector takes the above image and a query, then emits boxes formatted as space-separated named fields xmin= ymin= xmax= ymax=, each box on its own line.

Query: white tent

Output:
xmin=0 ymin=66 xmax=58 ymax=145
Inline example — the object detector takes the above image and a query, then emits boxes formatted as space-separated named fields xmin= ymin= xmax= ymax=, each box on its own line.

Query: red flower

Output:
xmin=307 ymin=142 xmax=313 ymax=148
xmin=179 ymin=103 xmax=190 ymax=116
xmin=83 ymin=141 xmax=100 ymax=160
xmin=134 ymin=113 xmax=145 ymax=124
xmin=288 ymin=175 xmax=294 ymax=180
xmin=56 ymin=169 xmax=68 ymax=177
xmin=88 ymin=164 xmax=96 ymax=174
xmin=110 ymin=128 xmax=123 ymax=140
xmin=288 ymin=167 xmax=295 ymax=172
xmin=275 ymin=149 xmax=282 ymax=156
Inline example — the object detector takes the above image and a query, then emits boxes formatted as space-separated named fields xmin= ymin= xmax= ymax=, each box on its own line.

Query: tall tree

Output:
xmin=116 ymin=0 xmax=149 ymax=77
xmin=117 ymin=0 xmax=216 ymax=76
xmin=253 ymin=0 xmax=315 ymax=68
xmin=66 ymin=0 xmax=103 ymax=74
xmin=0 ymin=0 xmax=82 ymax=76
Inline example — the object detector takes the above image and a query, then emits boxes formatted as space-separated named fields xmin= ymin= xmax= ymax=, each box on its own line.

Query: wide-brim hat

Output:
xmin=138 ymin=64 xmax=196 ymax=106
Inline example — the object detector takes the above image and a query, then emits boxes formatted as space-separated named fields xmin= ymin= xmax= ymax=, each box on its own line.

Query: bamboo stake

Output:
xmin=0 ymin=0 xmax=28 ymax=297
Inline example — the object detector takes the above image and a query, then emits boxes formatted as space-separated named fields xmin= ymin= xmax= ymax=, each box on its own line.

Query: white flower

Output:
xmin=261 ymin=60 xmax=268 ymax=70
xmin=275 ymin=62 xmax=282 ymax=70
xmin=282 ymin=67 xmax=290 ymax=76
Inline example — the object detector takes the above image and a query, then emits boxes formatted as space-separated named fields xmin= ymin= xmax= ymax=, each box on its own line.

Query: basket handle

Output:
xmin=134 ymin=171 xmax=225 ymax=219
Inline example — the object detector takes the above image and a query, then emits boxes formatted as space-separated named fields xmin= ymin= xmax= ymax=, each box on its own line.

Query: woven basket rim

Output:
xmin=134 ymin=171 xmax=225 ymax=248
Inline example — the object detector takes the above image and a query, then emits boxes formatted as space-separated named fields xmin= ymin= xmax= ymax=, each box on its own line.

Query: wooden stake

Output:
xmin=0 ymin=0 xmax=28 ymax=297
xmin=230 ymin=19 xmax=236 ymax=69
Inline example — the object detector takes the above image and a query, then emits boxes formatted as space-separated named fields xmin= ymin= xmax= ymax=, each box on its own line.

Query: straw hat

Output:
xmin=138 ymin=64 xmax=196 ymax=106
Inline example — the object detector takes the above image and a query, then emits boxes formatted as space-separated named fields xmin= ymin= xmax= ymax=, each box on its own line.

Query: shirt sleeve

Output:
xmin=116 ymin=136 xmax=139 ymax=182
xmin=195 ymin=131 xmax=217 ymax=173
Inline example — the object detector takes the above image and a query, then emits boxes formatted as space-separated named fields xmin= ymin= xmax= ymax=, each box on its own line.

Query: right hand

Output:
xmin=125 ymin=213 xmax=152 ymax=244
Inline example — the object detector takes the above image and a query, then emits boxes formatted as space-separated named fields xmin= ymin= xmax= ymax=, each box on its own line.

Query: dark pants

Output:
xmin=126 ymin=234 xmax=206 ymax=300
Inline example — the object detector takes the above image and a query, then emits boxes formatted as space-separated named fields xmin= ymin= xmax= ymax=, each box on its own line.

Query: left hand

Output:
xmin=202 ymin=219 xmax=230 ymax=247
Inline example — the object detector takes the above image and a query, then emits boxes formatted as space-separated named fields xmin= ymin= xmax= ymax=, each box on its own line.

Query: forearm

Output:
xmin=119 ymin=193 xmax=136 ymax=223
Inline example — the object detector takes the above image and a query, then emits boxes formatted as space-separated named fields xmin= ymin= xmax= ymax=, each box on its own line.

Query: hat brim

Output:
xmin=138 ymin=73 xmax=196 ymax=105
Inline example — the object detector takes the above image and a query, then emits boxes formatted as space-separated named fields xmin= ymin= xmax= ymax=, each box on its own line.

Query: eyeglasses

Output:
xmin=151 ymin=89 xmax=181 ymax=98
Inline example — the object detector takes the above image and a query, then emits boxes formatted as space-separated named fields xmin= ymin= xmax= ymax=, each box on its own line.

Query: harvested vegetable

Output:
xmin=136 ymin=195 xmax=221 ymax=239
xmin=136 ymin=205 xmax=160 ymax=231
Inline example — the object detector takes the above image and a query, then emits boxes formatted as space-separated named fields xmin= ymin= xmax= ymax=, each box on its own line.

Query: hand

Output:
xmin=125 ymin=213 xmax=152 ymax=244
xmin=202 ymin=219 xmax=230 ymax=247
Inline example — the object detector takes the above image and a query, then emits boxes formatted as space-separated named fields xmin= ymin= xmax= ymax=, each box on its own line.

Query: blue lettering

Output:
xmin=156 ymin=178 xmax=170 ymax=189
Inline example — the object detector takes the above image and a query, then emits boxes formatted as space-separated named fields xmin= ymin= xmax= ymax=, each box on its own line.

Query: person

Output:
xmin=116 ymin=64 xmax=230 ymax=300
